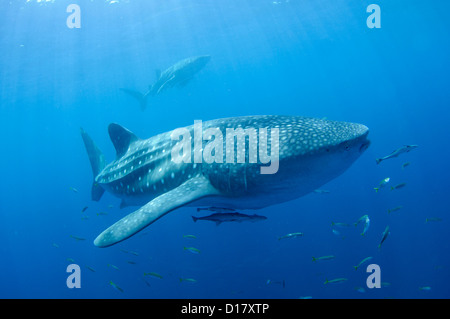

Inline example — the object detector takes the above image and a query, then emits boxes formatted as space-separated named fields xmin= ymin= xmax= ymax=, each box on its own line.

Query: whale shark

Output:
xmin=81 ymin=115 xmax=370 ymax=247
xmin=120 ymin=55 xmax=211 ymax=111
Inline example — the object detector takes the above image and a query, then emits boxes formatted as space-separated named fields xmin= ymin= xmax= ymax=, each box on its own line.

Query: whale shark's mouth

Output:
xmin=359 ymin=139 xmax=371 ymax=153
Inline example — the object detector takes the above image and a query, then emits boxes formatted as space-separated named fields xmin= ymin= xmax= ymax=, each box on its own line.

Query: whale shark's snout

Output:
xmin=351 ymin=123 xmax=370 ymax=154
xmin=359 ymin=132 xmax=371 ymax=153
xmin=335 ymin=122 xmax=370 ymax=155
xmin=193 ymin=55 xmax=211 ymax=68
xmin=343 ymin=122 xmax=370 ymax=153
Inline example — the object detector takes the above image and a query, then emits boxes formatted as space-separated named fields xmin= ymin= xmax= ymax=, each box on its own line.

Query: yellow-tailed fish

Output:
xmin=354 ymin=215 xmax=370 ymax=236
xmin=353 ymin=256 xmax=373 ymax=271
xmin=374 ymin=177 xmax=390 ymax=192
xmin=69 ymin=187 xmax=79 ymax=193
xmin=312 ymin=255 xmax=335 ymax=262
xmin=86 ymin=266 xmax=96 ymax=272
xmin=378 ymin=226 xmax=390 ymax=249
xmin=179 ymin=278 xmax=197 ymax=283
xmin=387 ymin=206 xmax=403 ymax=214
xmin=144 ymin=272 xmax=163 ymax=279
xmin=107 ymin=264 xmax=119 ymax=270
xmin=70 ymin=235 xmax=86 ymax=241
xmin=390 ymin=183 xmax=406 ymax=191
xmin=402 ymin=162 xmax=410 ymax=169
xmin=184 ymin=247 xmax=201 ymax=254
xmin=324 ymin=278 xmax=347 ymax=284
xmin=109 ymin=281 xmax=123 ymax=293
xmin=331 ymin=222 xmax=351 ymax=228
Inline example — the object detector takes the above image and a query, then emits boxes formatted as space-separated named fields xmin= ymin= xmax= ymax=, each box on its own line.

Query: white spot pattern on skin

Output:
xmin=96 ymin=116 xmax=368 ymax=234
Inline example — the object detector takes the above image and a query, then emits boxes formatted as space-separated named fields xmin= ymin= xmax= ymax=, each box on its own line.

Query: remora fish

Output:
xmin=80 ymin=115 xmax=370 ymax=247
xmin=120 ymin=56 xmax=211 ymax=111
xmin=192 ymin=212 xmax=267 ymax=225
xmin=375 ymin=145 xmax=418 ymax=165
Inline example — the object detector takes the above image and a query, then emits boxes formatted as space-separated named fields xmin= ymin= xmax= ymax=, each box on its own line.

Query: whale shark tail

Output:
xmin=80 ymin=128 xmax=106 ymax=201
xmin=119 ymin=88 xmax=149 ymax=111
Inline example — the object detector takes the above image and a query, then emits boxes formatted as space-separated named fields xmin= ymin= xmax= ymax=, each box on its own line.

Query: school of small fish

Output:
xmin=59 ymin=143 xmax=438 ymax=297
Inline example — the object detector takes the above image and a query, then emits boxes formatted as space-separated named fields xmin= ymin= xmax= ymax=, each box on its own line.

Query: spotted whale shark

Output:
xmin=81 ymin=115 xmax=370 ymax=247
xmin=120 ymin=55 xmax=211 ymax=111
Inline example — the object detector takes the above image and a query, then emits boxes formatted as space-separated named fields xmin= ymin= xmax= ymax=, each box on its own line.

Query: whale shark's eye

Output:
xmin=339 ymin=142 xmax=350 ymax=151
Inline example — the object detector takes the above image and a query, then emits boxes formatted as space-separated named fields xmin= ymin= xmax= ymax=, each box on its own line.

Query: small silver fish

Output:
xmin=390 ymin=183 xmax=407 ymax=191
xmin=378 ymin=226 xmax=390 ymax=249
xmin=278 ymin=232 xmax=303 ymax=240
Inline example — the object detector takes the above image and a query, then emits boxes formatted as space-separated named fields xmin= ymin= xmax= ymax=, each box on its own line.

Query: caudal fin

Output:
xmin=192 ymin=216 xmax=198 ymax=222
xmin=80 ymin=128 xmax=106 ymax=201
xmin=120 ymin=88 xmax=149 ymax=111
xmin=375 ymin=158 xmax=382 ymax=165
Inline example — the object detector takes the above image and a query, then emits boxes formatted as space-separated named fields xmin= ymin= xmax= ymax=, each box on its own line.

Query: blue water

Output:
xmin=1 ymin=0 xmax=449 ymax=299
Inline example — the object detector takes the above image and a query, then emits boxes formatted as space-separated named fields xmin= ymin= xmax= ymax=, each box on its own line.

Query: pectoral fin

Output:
xmin=156 ymin=75 xmax=176 ymax=95
xmin=94 ymin=175 xmax=218 ymax=247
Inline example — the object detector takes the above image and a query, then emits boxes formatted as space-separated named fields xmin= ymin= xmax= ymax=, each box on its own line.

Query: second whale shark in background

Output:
xmin=120 ymin=55 xmax=211 ymax=111
xmin=81 ymin=115 xmax=370 ymax=247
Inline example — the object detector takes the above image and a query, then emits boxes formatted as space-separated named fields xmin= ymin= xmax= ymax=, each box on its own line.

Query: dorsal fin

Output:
xmin=108 ymin=123 xmax=140 ymax=158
